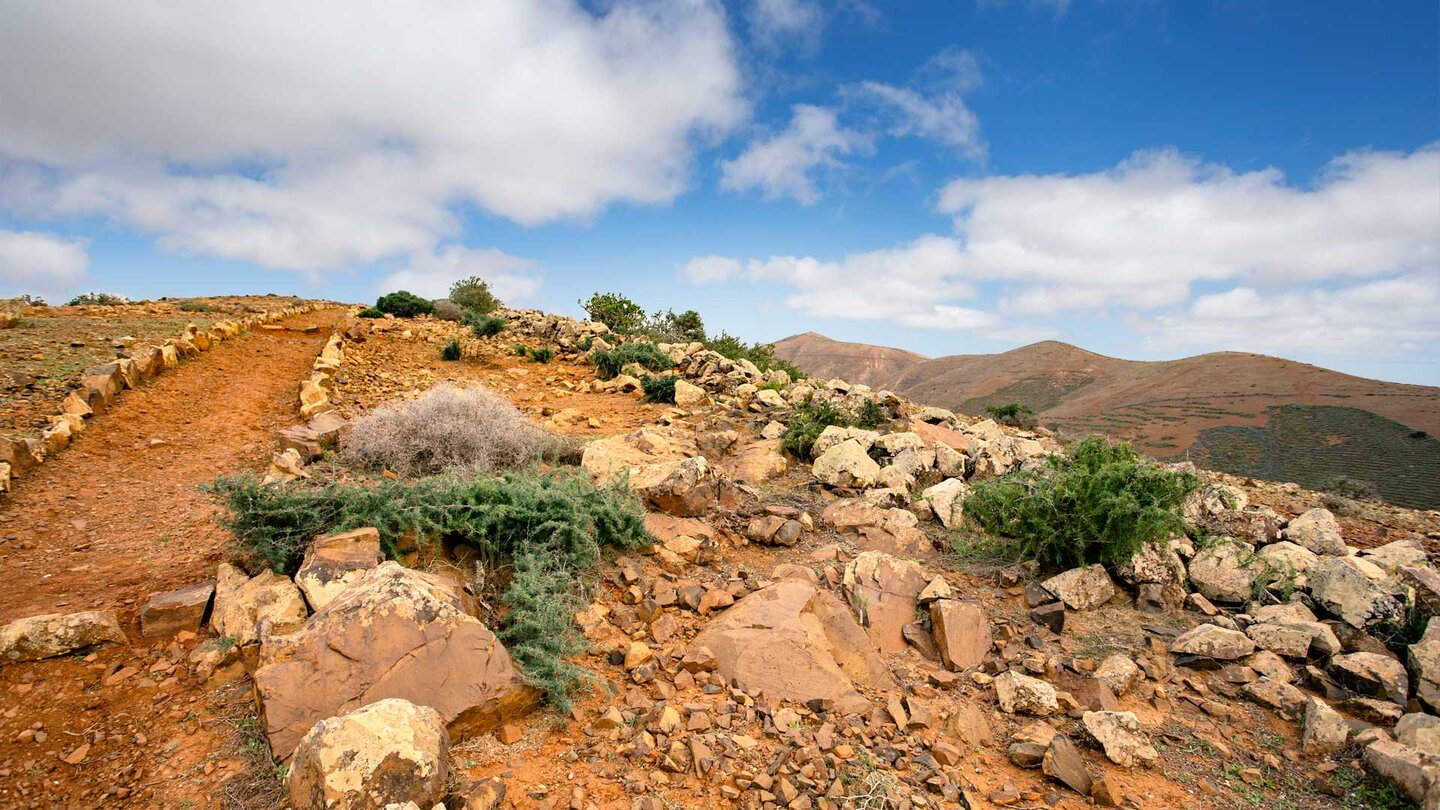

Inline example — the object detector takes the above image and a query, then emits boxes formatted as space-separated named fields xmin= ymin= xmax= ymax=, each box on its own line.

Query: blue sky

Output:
xmin=1 ymin=1 xmax=1437 ymax=383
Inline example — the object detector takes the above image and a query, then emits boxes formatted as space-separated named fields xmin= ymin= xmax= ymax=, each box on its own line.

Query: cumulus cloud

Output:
xmin=719 ymin=105 xmax=872 ymax=204
xmin=681 ymin=255 xmax=742 ymax=284
xmin=376 ymin=246 xmax=543 ymax=303
xmin=845 ymin=47 xmax=985 ymax=159
xmin=747 ymin=0 xmax=825 ymax=52
xmin=0 ymin=1 xmax=743 ymax=272
xmin=938 ymin=144 xmax=1440 ymax=314
xmin=0 ymin=229 xmax=88 ymax=298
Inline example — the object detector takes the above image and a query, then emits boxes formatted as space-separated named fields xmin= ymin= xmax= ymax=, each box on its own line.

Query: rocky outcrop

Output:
xmin=1282 ymin=508 xmax=1348 ymax=555
xmin=211 ymin=563 xmax=308 ymax=647
xmin=842 ymin=551 xmax=928 ymax=653
xmin=254 ymin=562 xmax=538 ymax=759
xmin=286 ymin=698 xmax=449 ymax=810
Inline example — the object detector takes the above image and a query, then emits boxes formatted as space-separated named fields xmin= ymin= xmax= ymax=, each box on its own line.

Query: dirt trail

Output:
xmin=0 ymin=309 xmax=342 ymax=627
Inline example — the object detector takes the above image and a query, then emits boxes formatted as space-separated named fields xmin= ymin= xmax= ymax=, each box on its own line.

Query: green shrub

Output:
xmin=590 ymin=342 xmax=673 ymax=380
xmin=1320 ymin=475 xmax=1381 ymax=502
xmin=440 ymin=339 xmax=462 ymax=361
xmin=781 ymin=398 xmax=853 ymax=459
xmin=854 ymin=399 xmax=887 ymax=430
xmin=641 ymin=375 xmax=677 ymax=403
xmin=468 ymin=313 xmax=506 ymax=337
xmin=579 ymin=291 xmax=646 ymax=333
xmin=375 ymin=290 xmax=434 ymax=318
xmin=66 ymin=292 xmax=128 ymax=306
xmin=528 ymin=346 xmax=555 ymax=364
xmin=512 ymin=343 xmax=529 ymax=356
xmin=205 ymin=467 xmax=651 ymax=712
xmin=357 ymin=307 xmax=385 ymax=318
xmin=758 ymin=379 xmax=786 ymax=392
xmin=450 ymin=276 xmax=501 ymax=315
xmin=178 ymin=300 xmax=215 ymax=312
xmin=961 ymin=436 xmax=1200 ymax=570
xmin=642 ymin=309 xmax=706 ymax=343
xmin=706 ymin=330 xmax=804 ymax=378
xmin=986 ymin=402 xmax=1038 ymax=430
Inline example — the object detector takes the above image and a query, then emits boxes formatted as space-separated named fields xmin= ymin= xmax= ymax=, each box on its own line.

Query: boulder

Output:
xmin=995 ymin=670 xmax=1059 ymax=716
xmin=140 ymin=581 xmax=215 ymax=639
xmin=1008 ymin=721 xmax=1058 ymax=768
xmin=1361 ymin=536 xmax=1429 ymax=573
xmin=1397 ymin=713 xmax=1440 ymax=756
xmin=1186 ymin=539 xmax=1259 ymax=603
xmin=0 ymin=610 xmax=125 ymax=661
xmin=295 ymin=528 xmax=386 ymax=612
xmin=812 ymin=426 xmax=880 ymax=457
xmin=821 ymin=498 xmax=929 ymax=556
xmin=688 ymin=579 xmax=895 ymax=714
xmin=921 ymin=478 xmax=969 ymax=529
xmin=1330 ymin=652 xmax=1410 ymax=706
xmin=1042 ymin=735 xmax=1092 ymax=796
xmin=286 ymin=698 xmax=448 ymax=810
xmin=1282 ymin=508 xmax=1347 ymax=556
xmin=843 ymin=552 xmax=928 ymax=653
xmin=811 ymin=439 xmax=881 ymax=488
xmin=1246 ymin=623 xmax=1317 ymax=659
xmin=1041 ymin=565 xmax=1115 ymax=611
xmin=673 ymin=379 xmax=707 ymax=408
xmin=1308 ymin=558 xmax=1405 ymax=631
xmin=1095 ymin=654 xmax=1141 ymax=697
xmin=1116 ymin=539 xmax=1184 ymax=586
xmin=254 ymin=563 xmax=539 ymax=759
xmin=1241 ymin=677 xmax=1308 ymax=717
xmin=1301 ymin=697 xmax=1350 ymax=757
xmin=930 ymin=600 xmax=992 ymax=672
xmin=211 ymin=563 xmax=308 ymax=647
xmin=1363 ymin=738 xmax=1437 ymax=808
xmin=722 ymin=439 xmax=788 ymax=485
xmin=1081 ymin=711 xmax=1158 ymax=767
xmin=629 ymin=456 xmax=738 ymax=517
xmin=1171 ymin=624 xmax=1256 ymax=660
xmin=1410 ymin=621 xmax=1440 ymax=712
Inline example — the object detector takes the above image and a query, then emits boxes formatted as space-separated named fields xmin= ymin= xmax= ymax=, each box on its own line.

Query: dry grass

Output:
xmin=344 ymin=383 xmax=566 ymax=476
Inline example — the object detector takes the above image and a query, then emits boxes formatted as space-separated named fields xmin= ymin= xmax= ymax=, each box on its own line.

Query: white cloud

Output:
xmin=938 ymin=144 xmax=1440 ymax=314
xmin=681 ymin=255 xmax=742 ymax=284
xmin=0 ymin=1 xmax=744 ymax=272
xmin=1144 ymin=275 xmax=1440 ymax=359
xmin=0 ymin=229 xmax=88 ymax=298
xmin=849 ymin=81 xmax=985 ymax=159
xmin=747 ymin=0 xmax=825 ymax=52
xmin=719 ymin=105 xmax=871 ymax=204
xmin=376 ymin=246 xmax=542 ymax=303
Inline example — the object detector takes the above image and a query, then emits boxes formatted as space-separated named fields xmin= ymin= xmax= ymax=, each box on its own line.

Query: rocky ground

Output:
xmin=0 ymin=304 xmax=1437 ymax=810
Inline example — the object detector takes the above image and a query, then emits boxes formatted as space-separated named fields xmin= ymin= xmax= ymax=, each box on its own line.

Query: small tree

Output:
xmin=648 ymin=309 xmax=706 ymax=343
xmin=375 ymin=290 xmax=434 ymax=318
xmin=450 ymin=276 xmax=501 ymax=315
xmin=986 ymin=402 xmax=1037 ymax=429
xmin=579 ymin=292 xmax=646 ymax=334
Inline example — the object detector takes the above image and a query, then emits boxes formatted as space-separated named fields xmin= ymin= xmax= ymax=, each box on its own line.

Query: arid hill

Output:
xmin=774 ymin=333 xmax=1440 ymax=508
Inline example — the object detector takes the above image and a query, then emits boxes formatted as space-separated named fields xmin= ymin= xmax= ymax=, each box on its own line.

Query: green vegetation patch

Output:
xmin=590 ymin=342 xmax=674 ymax=380
xmin=374 ymin=290 xmax=434 ymax=318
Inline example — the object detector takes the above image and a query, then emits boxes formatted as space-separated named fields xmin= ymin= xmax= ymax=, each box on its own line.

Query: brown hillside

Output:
xmin=771 ymin=331 xmax=928 ymax=387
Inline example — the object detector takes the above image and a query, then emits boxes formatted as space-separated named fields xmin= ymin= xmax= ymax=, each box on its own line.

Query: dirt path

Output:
xmin=0 ymin=308 xmax=341 ymax=626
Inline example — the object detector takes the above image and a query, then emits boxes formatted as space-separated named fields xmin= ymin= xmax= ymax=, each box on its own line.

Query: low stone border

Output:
xmin=0 ymin=301 xmax=334 ymax=494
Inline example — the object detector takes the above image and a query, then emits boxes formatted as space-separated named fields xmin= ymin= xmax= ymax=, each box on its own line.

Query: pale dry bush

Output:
xmin=345 ymin=384 xmax=563 ymax=476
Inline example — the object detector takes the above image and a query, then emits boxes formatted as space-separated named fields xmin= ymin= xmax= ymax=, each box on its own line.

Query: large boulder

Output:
xmin=1330 ymin=652 xmax=1411 ymax=706
xmin=254 ymin=563 xmax=539 ymax=759
xmin=211 ymin=563 xmax=308 ymax=647
xmin=0 ymin=610 xmax=125 ymax=661
xmin=921 ymin=478 xmax=969 ymax=529
xmin=1081 ymin=711 xmax=1158 ymax=767
xmin=1041 ymin=565 xmax=1115 ymax=611
xmin=1308 ymin=557 xmax=1406 ymax=631
xmin=1171 ymin=624 xmax=1255 ymax=660
xmin=688 ymin=579 xmax=894 ymax=714
xmin=843 ymin=551 xmax=928 ymax=653
xmin=1282 ymin=508 xmax=1347 ymax=556
xmin=1186 ymin=539 xmax=1259 ymax=603
xmin=141 ymin=581 xmax=215 ymax=639
xmin=295 ymin=528 xmax=386 ymax=612
xmin=286 ymin=698 xmax=448 ymax=810
xmin=811 ymin=439 xmax=881 ymax=488
xmin=629 ymin=456 xmax=739 ymax=517
xmin=1411 ymin=622 xmax=1440 ymax=713
xmin=930 ymin=600 xmax=992 ymax=672
xmin=995 ymin=670 xmax=1059 ymax=716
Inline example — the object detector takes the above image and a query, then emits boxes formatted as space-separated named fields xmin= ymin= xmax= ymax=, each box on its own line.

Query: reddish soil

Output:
xmin=0 ymin=308 xmax=340 ymax=808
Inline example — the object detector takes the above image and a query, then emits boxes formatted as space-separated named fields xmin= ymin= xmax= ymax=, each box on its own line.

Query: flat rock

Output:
xmin=295 ymin=528 xmax=386 ymax=612
xmin=1171 ymin=623 xmax=1256 ymax=660
xmin=141 ymin=581 xmax=215 ymax=639
xmin=1330 ymin=651 xmax=1410 ymax=706
xmin=1081 ymin=711 xmax=1158 ymax=767
xmin=1041 ymin=564 xmax=1115 ymax=611
xmin=930 ymin=600 xmax=992 ymax=672
xmin=0 ymin=610 xmax=125 ymax=661
xmin=1042 ymin=735 xmax=1093 ymax=796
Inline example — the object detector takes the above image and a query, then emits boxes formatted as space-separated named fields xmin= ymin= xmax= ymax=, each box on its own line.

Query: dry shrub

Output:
xmin=345 ymin=384 xmax=563 ymax=476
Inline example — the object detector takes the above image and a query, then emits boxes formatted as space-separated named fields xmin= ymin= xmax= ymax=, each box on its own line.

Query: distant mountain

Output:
xmin=772 ymin=334 xmax=1440 ymax=509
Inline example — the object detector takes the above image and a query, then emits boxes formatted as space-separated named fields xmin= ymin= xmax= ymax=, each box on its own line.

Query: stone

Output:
xmin=1008 ymin=722 xmax=1057 ymax=767
xmin=1116 ymin=539 xmax=1184 ymax=586
xmin=460 ymin=777 xmax=507 ymax=810
xmin=1246 ymin=623 xmax=1316 ymax=659
xmin=1282 ymin=508 xmax=1348 ymax=556
xmin=1029 ymin=602 xmax=1066 ymax=634
xmin=1258 ymin=541 xmax=1320 ymax=578
xmin=1330 ymin=652 xmax=1410 ymax=706
xmin=723 ymin=439 xmax=789 ymax=485
xmin=1396 ymin=713 xmax=1440 ymax=756
xmin=1041 ymin=565 xmax=1115 ymax=610
xmin=211 ymin=563 xmax=308 ymax=647
xmin=1302 ymin=697 xmax=1350 ymax=757
xmin=812 ymin=425 xmax=881 ymax=457
xmin=842 ymin=551 xmax=928 ymax=653
xmin=1043 ymin=735 xmax=1093 ymax=796
xmin=629 ymin=456 xmax=737 ymax=517
xmin=295 ymin=528 xmax=386 ymax=612
xmin=930 ymin=600 xmax=992 ymax=672
xmin=1241 ymin=677 xmax=1308 ymax=717
xmin=1363 ymin=738 xmax=1435 ymax=807
xmin=673 ymin=379 xmax=707 ymax=407
xmin=811 ymin=439 xmax=881 ymax=488
xmin=0 ymin=610 xmax=126 ymax=661
xmin=1362 ymin=536 xmax=1430 ymax=572
xmin=1409 ymin=621 xmax=1440 ymax=712
xmin=995 ymin=670 xmax=1059 ymax=716
xmin=140 ymin=581 xmax=215 ymax=639
xmin=1081 ymin=711 xmax=1158 ymax=767
xmin=286 ymin=698 xmax=448 ymax=810
xmin=918 ymin=576 xmax=953 ymax=603
xmin=1095 ymin=654 xmax=1141 ymax=697
xmin=688 ymin=578 xmax=895 ymax=714
xmin=921 ymin=478 xmax=969 ymax=529
xmin=1186 ymin=539 xmax=1259 ymax=603
xmin=254 ymin=563 xmax=539 ymax=759
xmin=1171 ymin=624 xmax=1256 ymax=660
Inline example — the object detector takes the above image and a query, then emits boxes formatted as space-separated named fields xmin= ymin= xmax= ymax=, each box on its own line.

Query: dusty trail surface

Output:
xmin=0 ymin=309 xmax=339 ymax=809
